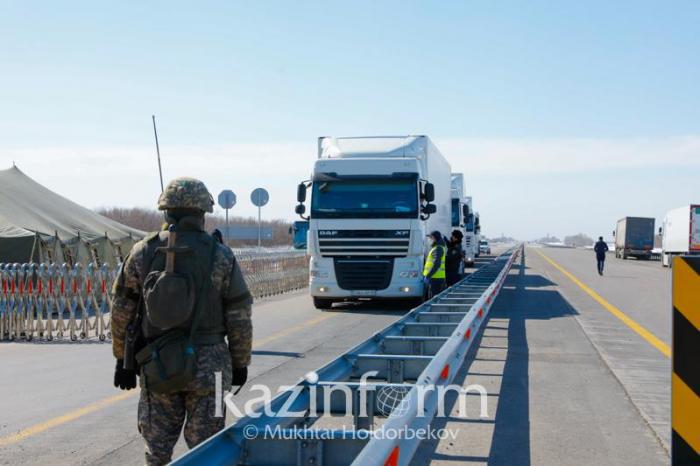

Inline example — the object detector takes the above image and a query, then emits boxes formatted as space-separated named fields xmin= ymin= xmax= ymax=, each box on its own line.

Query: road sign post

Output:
xmin=250 ymin=188 xmax=269 ymax=249
xmin=217 ymin=189 xmax=237 ymax=244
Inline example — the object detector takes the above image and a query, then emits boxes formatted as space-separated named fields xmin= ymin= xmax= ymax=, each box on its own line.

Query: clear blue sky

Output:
xmin=1 ymin=1 xmax=698 ymax=239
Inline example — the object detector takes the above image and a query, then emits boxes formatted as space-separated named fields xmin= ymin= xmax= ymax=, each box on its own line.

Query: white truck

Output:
xmin=295 ymin=136 xmax=452 ymax=308
xmin=473 ymin=211 xmax=482 ymax=257
xmin=463 ymin=196 xmax=477 ymax=265
xmin=450 ymin=173 xmax=470 ymax=272
xmin=660 ymin=204 xmax=700 ymax=267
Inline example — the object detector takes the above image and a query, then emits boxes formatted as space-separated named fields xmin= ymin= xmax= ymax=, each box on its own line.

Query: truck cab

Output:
xmin=295 ymin=136 xmax=452 ymax=309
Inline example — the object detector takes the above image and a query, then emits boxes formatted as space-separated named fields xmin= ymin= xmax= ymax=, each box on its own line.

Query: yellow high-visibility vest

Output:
xmin=423 ymin=244 xmax=446 ymax=279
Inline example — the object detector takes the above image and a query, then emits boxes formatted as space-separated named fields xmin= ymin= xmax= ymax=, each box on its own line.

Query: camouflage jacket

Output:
xmin=111 ymin=225 xmax=253 ymax=368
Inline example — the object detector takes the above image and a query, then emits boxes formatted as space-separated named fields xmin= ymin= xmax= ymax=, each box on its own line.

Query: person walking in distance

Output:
xmin=111 ymin=177 xmax=253 ymax=466
xmin=423 ymin=231 xmax=447 ymax=299
xmin=594 ymin=236 xmax=609 ymax=275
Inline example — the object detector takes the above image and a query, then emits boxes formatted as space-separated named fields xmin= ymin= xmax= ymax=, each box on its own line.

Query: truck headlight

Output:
xmin=399 ymin=271 xmax=420 ymax=278
xmin=310 ymin=270 xmax=329 ymax=278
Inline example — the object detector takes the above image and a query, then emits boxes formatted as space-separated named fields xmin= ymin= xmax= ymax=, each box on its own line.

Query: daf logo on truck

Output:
xmin=294 ymin=135 xmax=452 ymax=310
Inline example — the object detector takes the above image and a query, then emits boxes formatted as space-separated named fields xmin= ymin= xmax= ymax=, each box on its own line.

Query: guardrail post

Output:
xmin=672 ymin=255 xmax=700 ymax=465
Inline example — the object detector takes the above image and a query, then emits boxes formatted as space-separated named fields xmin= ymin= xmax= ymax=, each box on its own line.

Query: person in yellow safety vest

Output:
xmin=423 ymin=230 xmax=447 ymax=299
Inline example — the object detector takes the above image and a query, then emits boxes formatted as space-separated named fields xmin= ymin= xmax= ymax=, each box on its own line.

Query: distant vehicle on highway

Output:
xmin=473 ymin=212 xmax=482 ymax=257
xmin=463 ymin=196 xmax=477 ymax=265
xmin=613 ymin=217 xmax=655 ymax=260
xmin=289 ymin=220 xmax=309 ymax=250
xmin=479 ymin=240 xmax=491 ymax=255
xmin=660 ymin=204 xmax=700 ymax=267
xmin=450 ymin=173 xmax=469 ymax=272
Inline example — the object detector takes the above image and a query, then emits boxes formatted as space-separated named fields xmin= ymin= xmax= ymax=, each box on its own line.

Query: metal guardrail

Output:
xmin=173 ymin=246 xmax=521 ymax=466
xmin=0 ymin=250 xmax=308 ymax=342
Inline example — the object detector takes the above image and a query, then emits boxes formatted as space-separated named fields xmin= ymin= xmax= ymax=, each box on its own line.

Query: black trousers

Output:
xmin=596 ymin=255 xmax=605 ymax=274
xmin=446 ymin=270 xmax=461 ymax=287
xmin=426 ymin=279 xmax=446 ymax=299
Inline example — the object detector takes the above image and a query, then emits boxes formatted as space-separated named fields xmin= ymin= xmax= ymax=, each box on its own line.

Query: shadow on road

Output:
xmin=488 ymin=250 xmax=578 ymax=466
xmin=411 ymin=249 xmax=580 ymax=465
xmin=322 ymin=300 xmax=415 ymax=316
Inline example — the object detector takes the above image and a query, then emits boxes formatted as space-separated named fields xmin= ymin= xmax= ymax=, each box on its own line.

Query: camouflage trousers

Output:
xmin=137 ymin=343 xmax=233 ymax=466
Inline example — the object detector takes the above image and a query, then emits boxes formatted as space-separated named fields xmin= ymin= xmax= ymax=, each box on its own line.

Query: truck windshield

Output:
xmin=465 ymin=213 xmax=474 ymax=232
xmin=451 ymin=199 xmax=460 ymax=226
xmin=311 ymin=178 xmax=418 ymax=219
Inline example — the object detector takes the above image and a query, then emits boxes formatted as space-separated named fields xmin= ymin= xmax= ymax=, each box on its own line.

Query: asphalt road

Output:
xmin=0 ymin=290 xmax=406 ymax=465
xmin=413 ymin=247 xmax=669 ymax=465
xmin=0 ymin=247 xmax=672 ymax=465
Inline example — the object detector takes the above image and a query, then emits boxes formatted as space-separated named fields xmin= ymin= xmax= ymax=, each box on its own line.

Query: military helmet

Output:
xmin=158 ymin=177 xmax=214 ymax=213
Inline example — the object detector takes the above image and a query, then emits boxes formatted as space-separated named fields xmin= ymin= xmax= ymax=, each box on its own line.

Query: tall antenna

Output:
xmin=152 ymin=115 xmax=164 ymax=193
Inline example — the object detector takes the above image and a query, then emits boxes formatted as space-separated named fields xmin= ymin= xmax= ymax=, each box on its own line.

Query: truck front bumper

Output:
xmin=309 ymin=256 xmax=425 ymax=299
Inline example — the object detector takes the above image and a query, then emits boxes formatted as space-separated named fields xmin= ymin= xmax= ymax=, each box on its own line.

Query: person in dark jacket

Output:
xmin=423 ymin=231 xmax=447 ymax=299
xmin=594 ymin=236 xmax=609 ymax=275
xmin=446 ymin=230 xmax=465 ymax=286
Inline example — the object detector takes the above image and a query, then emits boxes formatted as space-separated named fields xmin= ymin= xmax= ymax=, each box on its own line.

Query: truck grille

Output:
xmin=318 ymin=230 xmax=410 ymax=257
xmin=334 ymin=258 xmax=394 ymax=290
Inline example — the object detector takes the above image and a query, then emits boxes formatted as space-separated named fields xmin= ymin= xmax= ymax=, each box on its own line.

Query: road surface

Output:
xmin=412 ymin=247 xmax=669 ymax=465
xmin=0 ymin=247 xmax=671 ymax=465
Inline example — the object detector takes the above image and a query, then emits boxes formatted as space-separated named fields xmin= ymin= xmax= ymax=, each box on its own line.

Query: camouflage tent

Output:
xmin=0 ymin=166 xmax=144 ymax=265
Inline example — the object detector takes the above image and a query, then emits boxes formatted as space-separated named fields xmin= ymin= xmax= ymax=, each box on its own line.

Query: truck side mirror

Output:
xmin=612 ymin=230 xmax=615 ymax=237
xmin=658 ymin=227 xmax=662 ymax=234
xmin=421 ymin=204 xmax=437 ymax=215
xmin=423 ymin=183 xmax=435 ymax=202
xmin=462 ymin=205 xmax=469 ymax=218
xmin=297 ymin=183 xmax=307 ymax=203
xmin=295 ymin=204 xmax=306 ymax=215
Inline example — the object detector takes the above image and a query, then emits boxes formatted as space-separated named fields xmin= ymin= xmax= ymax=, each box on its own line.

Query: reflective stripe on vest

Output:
xmin=423 ymin=244 xmax=446 ymax=279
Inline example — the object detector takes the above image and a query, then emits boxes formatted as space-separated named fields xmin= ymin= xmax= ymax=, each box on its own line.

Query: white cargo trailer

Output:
xmin=295 ymin=136 xmax=452 ymax=308
xmin=660 ymin=204 xmax=700 ymax=267
xmin=463 ymin=196 xmax=477 ymax=265
xmin=450 ymin=173 xmax=469 ymax=272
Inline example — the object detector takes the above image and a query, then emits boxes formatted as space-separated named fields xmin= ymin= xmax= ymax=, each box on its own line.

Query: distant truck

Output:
xmin=614 ymin=217 xmax=655 ymax=259
xmin=295 ymin=135 xmax=452 ymax=308
xmin=450 ymin=173 xmax=469 ymax=272
xmin=473 ymin=212 xmax=482 ymax=257
xmin=290 ymin=220 xmax=309 ymax=250
xmin=463 ymin=196 xmax=477 ymax=265
xmin=660 ymin=204 xmax=700 ymax=267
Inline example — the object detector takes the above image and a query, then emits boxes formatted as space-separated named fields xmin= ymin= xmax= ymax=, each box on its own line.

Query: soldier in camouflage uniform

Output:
xmin=111 ymin=177 xmax=253 ymax=466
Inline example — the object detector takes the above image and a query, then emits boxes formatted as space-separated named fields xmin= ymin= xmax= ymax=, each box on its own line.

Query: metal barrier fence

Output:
xmin=173 ymin=245 xmax=522 ymax=466
xmin=0 ymin=250 xmax=308 ymax=342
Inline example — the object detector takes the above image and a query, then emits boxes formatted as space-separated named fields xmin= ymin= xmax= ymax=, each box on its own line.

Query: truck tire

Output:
xmin=313 ymin=297 xmax=334 ymax=309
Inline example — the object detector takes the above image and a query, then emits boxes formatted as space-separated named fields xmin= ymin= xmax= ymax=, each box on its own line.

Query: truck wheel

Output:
xmin=313 ymin=297 xmax=334 ymax=309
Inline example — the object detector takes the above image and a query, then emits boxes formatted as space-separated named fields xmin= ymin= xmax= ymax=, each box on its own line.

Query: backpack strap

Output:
xmin=187 ymin=238 xmax=218 ymax=343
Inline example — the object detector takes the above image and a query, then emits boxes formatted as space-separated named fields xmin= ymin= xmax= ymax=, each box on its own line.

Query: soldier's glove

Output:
xmin=232 ymin=367 xmax=248 ymax=395
xmin=114 ymin=359 xmax=137 ymax=390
